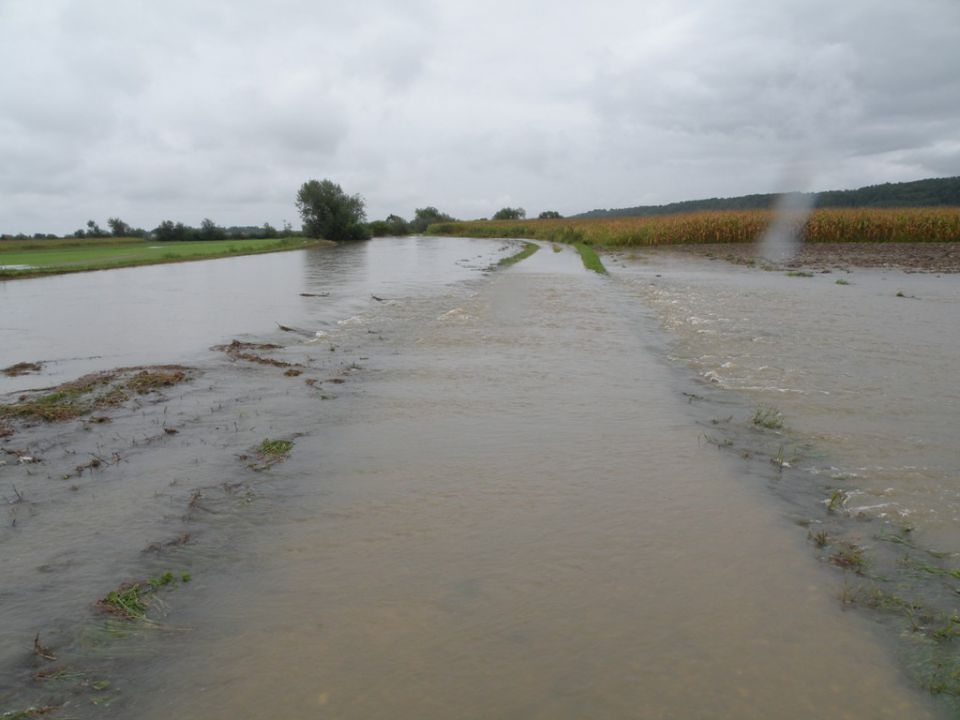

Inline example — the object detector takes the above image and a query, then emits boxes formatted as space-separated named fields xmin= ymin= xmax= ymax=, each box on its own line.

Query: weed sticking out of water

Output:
xmin=573 ymin=242 xmax=607 ymax=274
xmin=785 ymin=270 xmax=814 ymax=277
xmin=496 ymin=242 xmax=539 ymax=268
xmin=752 ymin=406 xmax=784 ymax=430
xmin=835 ymin=278 xmax=850 ymax=285
xmin=830 ymin=542 xmax=866 ymax=573
xmin=771 ymin=444 xmax=787 ymax=470
xmin=551 ymin=244 xmax=562 ymax=253
xmin=809 ymin=529 xmax=830 ymax=548
xmin=826 ymin=488 xmax=847 ymax=513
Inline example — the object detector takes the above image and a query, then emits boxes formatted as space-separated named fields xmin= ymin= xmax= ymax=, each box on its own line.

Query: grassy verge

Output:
xmin=426 ymin=207 xmax=960 ymax=248
xmin=496 ymin=241 xmax=539 ymax=267
xmin=573 ymin=242 xmax=607 ymax=274
xmin=0 ymin=236 xmax=319 ymax=279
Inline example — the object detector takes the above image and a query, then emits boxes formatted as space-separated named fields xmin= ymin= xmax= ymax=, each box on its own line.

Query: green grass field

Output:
xmin=0 ymin=236 xmax=318 ymax=279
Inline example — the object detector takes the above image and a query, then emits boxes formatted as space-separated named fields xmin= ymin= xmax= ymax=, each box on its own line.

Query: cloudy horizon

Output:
xmin=1 ymin=0 xmax=959 ymax=235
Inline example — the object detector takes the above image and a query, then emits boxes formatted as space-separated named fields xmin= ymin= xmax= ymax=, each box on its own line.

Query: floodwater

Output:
xmin=0 ymin=239 xmax=951 ymax=718
xmin=613 ymin=251 xmax=960 ymax=551
xmin=0 ymin=237 xmax=504 ymax=394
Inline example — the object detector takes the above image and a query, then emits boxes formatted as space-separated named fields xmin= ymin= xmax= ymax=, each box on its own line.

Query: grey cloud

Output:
xmin=1 ymin=0 xmax=958 ymax=233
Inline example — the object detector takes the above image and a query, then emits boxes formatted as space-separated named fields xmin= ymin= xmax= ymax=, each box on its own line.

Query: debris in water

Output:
xmin=2 ymin=361 xmax=43 ymax=377
xmin=33 ymin=633 xmax=56 ymax=661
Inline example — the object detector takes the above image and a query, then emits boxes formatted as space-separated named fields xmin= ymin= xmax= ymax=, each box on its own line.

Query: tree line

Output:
xmin=295 ymin=178 xmax=564 ymax=242
xmin=1 ymin=179 xmax=565 ymax=242
xmin=576 ymin=175 xmax=960 ymax=220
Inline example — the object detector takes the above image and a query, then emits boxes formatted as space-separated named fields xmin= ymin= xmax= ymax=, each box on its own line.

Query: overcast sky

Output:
xmin=1 ymin=0 xmax=959 ymax=234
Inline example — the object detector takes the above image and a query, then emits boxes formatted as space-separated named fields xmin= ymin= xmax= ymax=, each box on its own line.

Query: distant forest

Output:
xmin=576 ymin=176 xmax=960 ymax=219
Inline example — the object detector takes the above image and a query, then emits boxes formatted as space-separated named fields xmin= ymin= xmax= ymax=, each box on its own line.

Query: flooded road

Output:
xmin=0 ymin=239 xmax=951 ymax=718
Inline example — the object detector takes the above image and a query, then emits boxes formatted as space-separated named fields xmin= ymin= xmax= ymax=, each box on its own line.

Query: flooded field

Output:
xmin=1 ymin=238 xmax=955 ymax=718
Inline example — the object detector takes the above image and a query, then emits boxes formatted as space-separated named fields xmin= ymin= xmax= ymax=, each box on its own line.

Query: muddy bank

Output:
xmin=644 ymin=241 xmax=960 ymax=273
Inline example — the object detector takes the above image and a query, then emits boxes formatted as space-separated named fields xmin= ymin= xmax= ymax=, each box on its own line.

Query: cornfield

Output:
xmin=428 ymin=208 xmax=960 ymax=247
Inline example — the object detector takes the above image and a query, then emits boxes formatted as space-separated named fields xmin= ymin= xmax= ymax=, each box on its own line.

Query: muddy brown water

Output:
xmin=0 ymin=239 xmax=953 ymax=718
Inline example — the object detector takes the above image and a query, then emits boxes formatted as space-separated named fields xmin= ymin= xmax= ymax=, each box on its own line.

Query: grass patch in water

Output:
xmin=98 ymin=583 xmax=149 ymax=620
xmin=785 ymin=270 xmax=814 ymax=277
xmin=829 ymin=542 xmax=866 ymax=573
xmin=573 ymin=242 xmax=607 ymax=274
xmin=497 ymin=242 xmax=539 ymax=267
xmin=752 ymin=406 xmax=783 ymax=430
xmin=258 ymin=438 xmax=294 ymax=456
xmin=835 ymin=278 xmax=850 ymax=285
xmin=826 ymin=488 xmax=848 ymax=513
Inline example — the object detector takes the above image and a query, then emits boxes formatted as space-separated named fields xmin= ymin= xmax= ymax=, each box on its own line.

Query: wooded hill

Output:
xmin=577 ymin=176 xmax=960 ymax=219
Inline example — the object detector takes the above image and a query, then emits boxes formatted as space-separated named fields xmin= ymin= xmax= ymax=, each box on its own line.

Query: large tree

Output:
xmin=296 ymin=179 xmax=369 ymax=241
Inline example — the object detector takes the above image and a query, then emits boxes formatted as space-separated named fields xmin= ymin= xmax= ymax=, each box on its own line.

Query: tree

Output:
xmin=107 ymin=217 xmax=131 ymax=236
xmin=538 ymin=210 xmax=562 ymax=219
xmin=86 ymin=219 xmax=106 ymax=237
xmin=296 ymin=179 xmax=369 ymax=241
xmin=493 ymin=207 xmax=526 ymax=220
xmin=369 ymin=214 xmax=411 ymax=237
xmin=153 ymin=220 xmax=190 ymax=242
xmin=384 ymin=214 xmax=410 ymax=236
xmin=261 ymin=222 xmax=278 ymax=239
xmin=410 ymin=206 xmax=454 ymax=233
xmin=199 ymin=218 xmax=226 ymax=241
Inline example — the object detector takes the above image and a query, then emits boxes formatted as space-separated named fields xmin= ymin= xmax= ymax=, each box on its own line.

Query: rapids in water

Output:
xmin=1 ymin=238 xmax=956 ymax=718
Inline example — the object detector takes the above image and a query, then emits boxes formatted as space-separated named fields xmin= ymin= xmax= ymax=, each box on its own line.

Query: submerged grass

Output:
xmin=2 ymin=362 xmax=42 ymax=377
xmin=573 ymin=242 xmax=607 ymax=273
xmin=496 ymin=242 xmax=539 ymax=267
xmin=0 ymin=366 xmax=192 ymax=423
xmin=97 ymin=571 xmax=192 ymax=621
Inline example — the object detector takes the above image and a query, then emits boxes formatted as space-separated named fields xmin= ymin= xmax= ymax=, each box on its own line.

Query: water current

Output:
xmin=0 ymin=238 xmax=954 ymax=718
